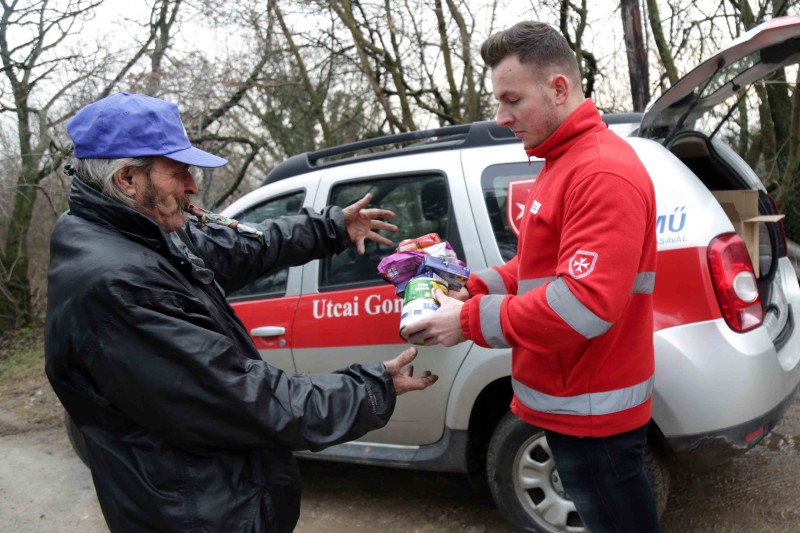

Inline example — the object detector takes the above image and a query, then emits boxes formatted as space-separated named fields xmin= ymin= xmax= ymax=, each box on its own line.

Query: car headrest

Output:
xmin=421 ymin=180 xmax=448 ymax=220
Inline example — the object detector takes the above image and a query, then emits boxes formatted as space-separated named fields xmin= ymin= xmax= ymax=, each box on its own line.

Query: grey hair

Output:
xmin=70 ymin=156 xmax=155 ymax=207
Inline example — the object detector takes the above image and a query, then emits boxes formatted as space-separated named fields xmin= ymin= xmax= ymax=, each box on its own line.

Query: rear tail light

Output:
xmin=708 ymin=233 xmax=763 ymax=332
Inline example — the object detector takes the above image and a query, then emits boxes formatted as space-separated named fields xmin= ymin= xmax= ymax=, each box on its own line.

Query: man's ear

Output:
xmin=113 ymin=168 xmax=138 ymax=196
xmin=551 ymin=74 xmax=570 ymax=104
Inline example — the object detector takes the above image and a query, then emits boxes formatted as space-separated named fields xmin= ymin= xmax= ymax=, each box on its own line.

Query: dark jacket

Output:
xmin=45 ymin=177 xmax=397 ymax=532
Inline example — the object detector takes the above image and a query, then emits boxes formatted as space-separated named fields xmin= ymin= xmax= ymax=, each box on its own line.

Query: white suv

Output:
xmin=65 ymin=16 xmax=800 ymax=533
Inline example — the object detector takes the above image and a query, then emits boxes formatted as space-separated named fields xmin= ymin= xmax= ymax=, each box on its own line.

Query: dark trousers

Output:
xmin=545 ymin=423 xmax=659 ymax=533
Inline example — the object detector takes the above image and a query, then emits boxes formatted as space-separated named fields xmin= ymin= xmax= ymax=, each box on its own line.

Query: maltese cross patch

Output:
xmin=569 ymin=250 xmax=598 ymax=279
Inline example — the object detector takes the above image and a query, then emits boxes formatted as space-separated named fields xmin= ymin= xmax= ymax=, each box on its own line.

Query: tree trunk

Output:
xmin=621 ymin=0 xmax=650 ymax=111
xmin=645 ymin=0 xmax=678 ymax=86
xmin=0 ymin=171 xmax=36 ymax=332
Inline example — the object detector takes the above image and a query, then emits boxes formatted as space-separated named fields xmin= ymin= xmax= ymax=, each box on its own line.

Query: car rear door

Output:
xmin=639 ymin=16 xmax=800 ymax=139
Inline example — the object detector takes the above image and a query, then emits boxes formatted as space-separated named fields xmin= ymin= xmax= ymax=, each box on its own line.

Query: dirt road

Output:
xmin=2 ymin=375 xmax=800 ymax=532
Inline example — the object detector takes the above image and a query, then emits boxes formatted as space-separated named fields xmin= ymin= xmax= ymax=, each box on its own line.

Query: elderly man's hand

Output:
xmin=383 ymin=347 xmax=438 ymax=395
xmin=342 ymin=193 xmax=398 ymax=255
xmin=402 ymin=289 xmax=466 ymax=347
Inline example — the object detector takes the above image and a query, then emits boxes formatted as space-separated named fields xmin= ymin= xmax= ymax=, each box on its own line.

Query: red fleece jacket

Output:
xmin=461 ymin=100 xmax=657 ymax=437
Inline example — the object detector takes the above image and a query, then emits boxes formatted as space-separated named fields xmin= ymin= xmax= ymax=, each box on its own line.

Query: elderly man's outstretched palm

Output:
xmin=343 ymin=193 xmax=397 ymax=254
xmin=383 ymin=347 xmax=438 ymax=394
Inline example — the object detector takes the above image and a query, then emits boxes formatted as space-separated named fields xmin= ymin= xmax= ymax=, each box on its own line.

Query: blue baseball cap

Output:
xmin=67 ymin=92 xmax=227 ymax=168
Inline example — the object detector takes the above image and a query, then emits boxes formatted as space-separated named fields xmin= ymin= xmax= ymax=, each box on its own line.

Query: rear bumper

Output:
xmin=661 ymin=384 xmax=797 ymax=471
xmin=653 ymin=316 xmax=800 ymax=437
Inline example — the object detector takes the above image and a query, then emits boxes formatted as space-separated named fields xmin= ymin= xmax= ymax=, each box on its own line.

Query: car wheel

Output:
xmin=64 ymin=411 xmax=89 ymax=467
xmin=486 ymin=411 xmax=669 ymax=533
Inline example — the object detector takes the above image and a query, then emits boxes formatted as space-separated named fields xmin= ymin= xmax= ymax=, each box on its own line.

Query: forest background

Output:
xmin=1 ymin=0 xmax=799 ymax=334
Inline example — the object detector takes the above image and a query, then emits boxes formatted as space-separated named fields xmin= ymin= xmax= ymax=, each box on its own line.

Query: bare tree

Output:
xmin=0 ymin=0 xmax=185 ymax=331
xmin=621 ymin=0 xmax=650 ymax=111
xmin=645 ymin=0 xmax=678 ymax=87
xmin=0 ymin=0 xmax=105 ymax=331
xmin=5 ymin=0 xmax=800 ymax=336
xmin=144 ymin=0 xmax=183 ymax=95
xmin=551 ymin=0 xmax=598 ymax=98
xmin=302 ymin=0 xmax=498 ymax=131
xmin=274 ymin=1 xmax=334 ymax=146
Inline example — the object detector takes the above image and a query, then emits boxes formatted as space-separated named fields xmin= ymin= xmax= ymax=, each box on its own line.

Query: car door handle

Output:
xmin=250 ymin=326 xmax=286 ymax=337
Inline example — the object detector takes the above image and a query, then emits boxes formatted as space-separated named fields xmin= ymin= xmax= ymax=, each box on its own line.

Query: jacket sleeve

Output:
xmin=83 ymin=269 xmax=394 ymax=453
xmin=462 ymin=172 xmax=651 ymax=352
xmin=183 ymin=206 xmax=350 ymax=294
xmin=466 ymin=255 xmax=520 ymax=297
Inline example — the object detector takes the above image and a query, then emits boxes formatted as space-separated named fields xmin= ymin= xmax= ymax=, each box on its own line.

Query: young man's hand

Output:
xmin=402 ymin=289 xmax=466 ymax=347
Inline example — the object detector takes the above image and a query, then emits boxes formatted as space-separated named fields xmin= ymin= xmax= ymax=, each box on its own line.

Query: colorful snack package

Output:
xmin=396 ymin=232 xmax=442 ymax=252
xmin=415 ymin=254 xmax=470 ymax=291
xmin=377 ymin=250 xmax=425 ymax=286
xmin=418 ymin=241 xmax=463 ymax=266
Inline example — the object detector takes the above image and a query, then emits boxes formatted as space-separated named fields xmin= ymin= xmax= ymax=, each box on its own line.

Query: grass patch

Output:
xmin=0 ymin=322 xmax=45 ymax=382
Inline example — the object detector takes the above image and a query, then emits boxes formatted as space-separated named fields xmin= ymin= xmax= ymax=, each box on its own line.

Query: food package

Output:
xmin=396 ymin=233 xmax=442 ymax=252
xmin=377 ymin=250 xmax=426 ymax=289
xmin=414 ymin=254 xmax=469 ymax=291
xmin=377 ymin=233 xmax=470 ymax=296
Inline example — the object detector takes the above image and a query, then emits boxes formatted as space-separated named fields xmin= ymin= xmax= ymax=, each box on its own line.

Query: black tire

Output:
xmin=486 ymin=411 xmax=669 ymax=533
xmin=64 ymin=411 xmax=89 ymax=467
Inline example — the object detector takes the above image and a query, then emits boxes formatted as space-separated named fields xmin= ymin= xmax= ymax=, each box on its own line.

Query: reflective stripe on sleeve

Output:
xmin=479 ymin=294 xmax=510 ymax=348
xmin=476 ymin=268 xmax=507 ymax=295
xmin=546 ymin=277 xmax=613 ymax=338
xmin=632 ymin=271 xmax=656 ymax=294
xmin=512 ymin=375 xmax=654 ymax=416
xmin=518 ymin=276 xmax=556 ymax=295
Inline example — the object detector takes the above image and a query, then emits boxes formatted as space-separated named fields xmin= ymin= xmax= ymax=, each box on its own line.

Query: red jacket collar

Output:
xmin=524 ymin=99 xmax=606 ymax=161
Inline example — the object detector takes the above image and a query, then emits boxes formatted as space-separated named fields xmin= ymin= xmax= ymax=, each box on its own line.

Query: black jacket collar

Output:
xmin=67 ymin=176 xmax=216 ymax=284
xmin=68 ymin=175 xmax=170 ymax=254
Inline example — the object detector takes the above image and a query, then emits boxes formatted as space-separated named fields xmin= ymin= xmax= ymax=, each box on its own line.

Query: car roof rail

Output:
xmin=262 ymin=113 xmax=644 ymax=185
xmin=262 ymin=120 xmax=519 ymax=185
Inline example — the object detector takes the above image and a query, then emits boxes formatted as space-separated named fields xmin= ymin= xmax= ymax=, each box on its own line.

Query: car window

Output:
xmin=481 ymin=162 xmax=544 ymax=262
xmin=227 ymin=189 xmax=305 ymax=300
xmin=321 ymin=174 xmax=456 ymax=290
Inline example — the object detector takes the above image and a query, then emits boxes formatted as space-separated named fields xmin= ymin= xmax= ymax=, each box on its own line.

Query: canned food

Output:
xmin=399 ymin=277 xmax=448 ymax=341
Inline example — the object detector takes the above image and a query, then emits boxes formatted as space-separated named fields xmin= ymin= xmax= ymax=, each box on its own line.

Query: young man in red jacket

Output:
xmin=403 ymin=21 xmax=659 ymax=532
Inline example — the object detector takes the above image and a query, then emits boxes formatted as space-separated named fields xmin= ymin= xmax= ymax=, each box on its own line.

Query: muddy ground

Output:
xmin=2 ymin=364 xmax=800 ymax=533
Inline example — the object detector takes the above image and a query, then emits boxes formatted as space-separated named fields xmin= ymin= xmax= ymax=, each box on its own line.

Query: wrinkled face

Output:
xmin=491 ymin=54 xmax=560 ymax=150
xmin=128 ymin=157 xmax=198 ymax=233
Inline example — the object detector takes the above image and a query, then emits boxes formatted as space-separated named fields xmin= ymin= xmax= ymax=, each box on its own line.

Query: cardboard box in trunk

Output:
xmin=712 ymin=190 xmax=784 ymax=277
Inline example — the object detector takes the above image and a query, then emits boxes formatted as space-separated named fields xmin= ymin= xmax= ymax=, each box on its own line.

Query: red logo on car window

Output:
xmin=506 ymin=178 xmax=536 ymax=237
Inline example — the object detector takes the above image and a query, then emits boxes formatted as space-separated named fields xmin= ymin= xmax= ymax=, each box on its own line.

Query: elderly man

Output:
xmin=45 ymin=92 xmax=437 ymax=532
